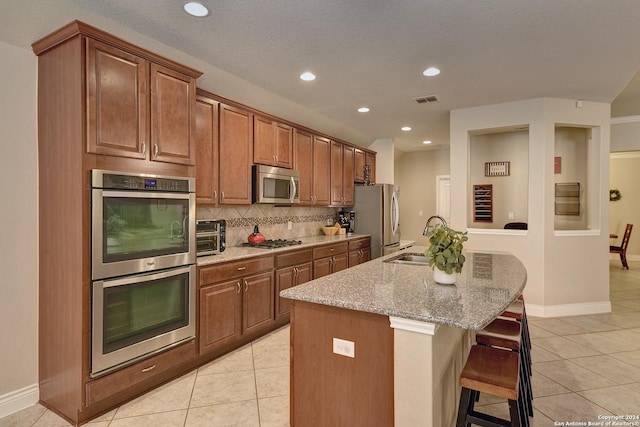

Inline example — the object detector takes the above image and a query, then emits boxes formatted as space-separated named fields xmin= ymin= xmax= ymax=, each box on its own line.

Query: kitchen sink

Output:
xmin=383 ymin=252 xmax=429 ymax=265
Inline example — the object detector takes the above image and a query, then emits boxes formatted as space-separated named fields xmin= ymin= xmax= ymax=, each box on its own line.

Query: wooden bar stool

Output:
xmin=475 ymin=318 xmax=533 ymax=420
xmin=500 ymin=298 xmax=531 ymax=370
xmin=457 ymin=344 xmax=524 ymax=427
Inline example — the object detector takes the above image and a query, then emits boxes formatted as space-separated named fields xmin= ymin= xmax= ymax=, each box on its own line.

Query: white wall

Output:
xmin=450 ymin=98 xmax=610 ymax=317
xmin=0 ymin=41 xmax=39 ymax=414
xmin=395 ymin=149 xmax=450 ymax=244
xmin=369 ymin=138 xmax=395 ymax=184
xmin=609 ymin=152 xmax=640 ymax=258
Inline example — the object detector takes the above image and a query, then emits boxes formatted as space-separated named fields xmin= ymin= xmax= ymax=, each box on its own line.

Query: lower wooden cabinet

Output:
xmin=275 ymin=262 xmax=312 ymax=319
xmin=198 ymin=256 xmax=275 ymax=355
xmin=348 ymin=237 xmax=372 ymax=267
xmin=313 ymin=242 xmax=349 ymax=279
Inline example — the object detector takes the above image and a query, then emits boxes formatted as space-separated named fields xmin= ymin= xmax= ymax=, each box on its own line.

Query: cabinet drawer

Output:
xmin=276 ymin=248 xmax=313 ymax=268
xmin=348 ymin=237 xmax=371 ymax=251
xmin=199 ymin=255 xmax=274 ymax=285
xmin=313 ymin=242 xmax=348 ymax=259
xmin=85 ymin=340 xmax=196 ymax=406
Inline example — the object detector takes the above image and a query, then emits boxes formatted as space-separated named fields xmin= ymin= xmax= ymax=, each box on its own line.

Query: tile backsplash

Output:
xmin=197 ymin=204 xmax=339 ymax=247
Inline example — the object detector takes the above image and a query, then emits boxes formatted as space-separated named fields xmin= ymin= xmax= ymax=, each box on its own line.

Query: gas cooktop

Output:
xmin=240 ymin=239 xmax=303 ymax=249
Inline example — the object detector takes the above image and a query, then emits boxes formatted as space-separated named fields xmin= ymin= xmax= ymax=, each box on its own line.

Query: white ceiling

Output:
xmin=3 ymin=0 xmax=640 ymax=152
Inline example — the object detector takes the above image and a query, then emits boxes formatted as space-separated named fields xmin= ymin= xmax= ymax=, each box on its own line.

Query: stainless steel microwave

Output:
xmin=253 ymin=165 xmax=299 ymax=204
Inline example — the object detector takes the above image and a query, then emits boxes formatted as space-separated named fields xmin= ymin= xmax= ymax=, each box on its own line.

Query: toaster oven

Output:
xmin=196 ymin=219 xmax=226 ymax=256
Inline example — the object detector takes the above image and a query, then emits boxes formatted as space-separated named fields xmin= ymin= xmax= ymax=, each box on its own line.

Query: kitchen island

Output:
xmin=280 ymin=247 xmax=527 ymax=427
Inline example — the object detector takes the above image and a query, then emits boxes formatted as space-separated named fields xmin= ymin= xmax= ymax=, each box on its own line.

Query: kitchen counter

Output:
xmin=280 ymin=246 xmax=527 ymax=330
xmin=281 ymin=247 xmax=527 ymax=427
xmin=196 ymin=233 xmax=371 ymax=266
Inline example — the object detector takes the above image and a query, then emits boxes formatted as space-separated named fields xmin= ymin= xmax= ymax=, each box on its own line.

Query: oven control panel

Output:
xmin=93 ymin=170 xmax=194 ymax=193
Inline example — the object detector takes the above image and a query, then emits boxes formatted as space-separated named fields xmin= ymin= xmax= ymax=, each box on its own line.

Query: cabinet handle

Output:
xmin=221 ymin=191 xmax=225 ymax=201
xmin=153 ymin=143 xmax=159 ymax=158
xmin=237 ymin=266 xmax=247 ymax=271
xmin=141 ymin=142 xmax=146 ymax=156
xmin=236 ymin=282 xmax=241 ymax=294
xmin=294 ymin=267 xmax=298 ymax=278
xmin=213 ymin=190 xmax=217 ymax=200
xmin=244 ymin=280 xmax=248 ymax=292
xmin=141 ymin=364 xmax=156 ymax=373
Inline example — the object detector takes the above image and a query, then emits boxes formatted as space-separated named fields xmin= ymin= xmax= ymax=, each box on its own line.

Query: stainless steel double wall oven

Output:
xmin=90 ymin=170 xmax=196 ymax=377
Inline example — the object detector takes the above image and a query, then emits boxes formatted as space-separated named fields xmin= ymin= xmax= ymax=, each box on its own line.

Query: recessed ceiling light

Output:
xmin=183 ymin=2 xmax=209 ymax=17
xmin=423 ymin=140 xmax=432 ymax=144
xmin=401 ymin=126 xmax=412 ymax=132
xmin=357 ymin=107 xmax=370 ymax=113
xmin=300 ymin=72 xmax=316 ymax=81
xmin=422 ymin=67 xmax=440 ymax=77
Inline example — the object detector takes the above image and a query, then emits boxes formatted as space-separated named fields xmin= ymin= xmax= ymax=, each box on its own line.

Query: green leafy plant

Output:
xmin=424 ymin=225 xmax=468 ymax=274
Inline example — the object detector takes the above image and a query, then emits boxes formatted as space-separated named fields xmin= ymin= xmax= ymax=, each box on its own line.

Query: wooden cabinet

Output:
xmin=254 ymin=116 xmax=293 ymax=168
xmin=86 ymin=39 xmax=196 ymax=165
xmin=198 ymin=256 xmax=274 ymax=355
xmin=313 ymin=242 xmax=349 ymax=279
xmin=365 ymin=152 xmax=376 ymax=183
xmin=195 ymin=95 xmax=219 ymax=205
xmin=354 ymin=148 xmax=366 ymax=182
xmin=295 ymin=133 xmax=331 ymax=206
xmin=348 ymin=237 xmax=371 ymax=267
xmin=219 ymin=103 xmax=253 ymax=205
xmin=330 ymin=141 xmax=355 ymax=206
xmin=275 ymin=249 xmax=313 ymax=320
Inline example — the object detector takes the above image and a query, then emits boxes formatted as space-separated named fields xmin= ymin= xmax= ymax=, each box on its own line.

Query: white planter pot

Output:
xmin=433 ymin=268 xmax=457 ymax=285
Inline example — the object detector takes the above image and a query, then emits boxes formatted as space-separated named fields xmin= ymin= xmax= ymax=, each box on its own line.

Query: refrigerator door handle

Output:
xmin=391 ymin=190 xmax=400 ymax=236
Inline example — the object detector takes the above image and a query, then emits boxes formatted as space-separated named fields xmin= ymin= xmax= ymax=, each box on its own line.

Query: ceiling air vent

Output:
xmin=413 ymin=95 xmax=439 ymax=104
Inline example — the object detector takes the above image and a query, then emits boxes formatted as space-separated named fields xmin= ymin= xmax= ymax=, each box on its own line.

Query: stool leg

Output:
xmin=508 ymin=398 xmax=522 ymax=427
xmin=456 ymin=387 xmax=473 ymax=427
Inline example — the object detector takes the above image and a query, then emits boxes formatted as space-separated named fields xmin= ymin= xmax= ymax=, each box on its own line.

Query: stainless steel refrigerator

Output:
xmin=354 ymin=184 xmax=400 ymax=258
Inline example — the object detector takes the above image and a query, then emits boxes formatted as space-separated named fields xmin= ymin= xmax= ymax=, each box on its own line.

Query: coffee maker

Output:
xmin=338 ymin=211 xmax=350 ymax=233
xmin=348 ymin=211 xmax=355 ymax=234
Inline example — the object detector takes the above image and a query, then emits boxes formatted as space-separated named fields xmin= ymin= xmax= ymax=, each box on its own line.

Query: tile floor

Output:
xmin=2 ymin=259 xmax=640 ymax=426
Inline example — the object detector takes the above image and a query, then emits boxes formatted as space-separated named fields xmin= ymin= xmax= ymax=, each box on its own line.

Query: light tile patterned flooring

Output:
xmin=2 ymin=260 xmax=640 ymax=426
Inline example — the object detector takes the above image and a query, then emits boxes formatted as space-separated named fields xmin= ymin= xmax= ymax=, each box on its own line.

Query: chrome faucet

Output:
xmin=423 ymin=215 xmax=447 ymax=236
xmin=169 ymin=220 xmax=182 ymax=240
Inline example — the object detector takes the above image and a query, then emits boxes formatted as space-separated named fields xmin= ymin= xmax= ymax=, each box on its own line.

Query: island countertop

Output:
xmin=280 ymin=246 xmax=527 ymax=330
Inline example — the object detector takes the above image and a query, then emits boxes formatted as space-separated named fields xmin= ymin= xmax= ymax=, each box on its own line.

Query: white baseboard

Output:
xmin=526 ymin=301 xmax=611 ymax=318
xmin=0 ymin=384 xmax=39 ymax=419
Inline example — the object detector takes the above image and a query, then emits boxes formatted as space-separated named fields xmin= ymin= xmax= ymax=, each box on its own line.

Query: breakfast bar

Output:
xmin=280 ymin=247 xmax=527 ymax=427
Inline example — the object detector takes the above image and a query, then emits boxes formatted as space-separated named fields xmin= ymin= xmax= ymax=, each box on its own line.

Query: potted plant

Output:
xmin=106 ymin=214 xmax=127 ymax=246
xmin=424 ymin=224 xmax=468 ymax=284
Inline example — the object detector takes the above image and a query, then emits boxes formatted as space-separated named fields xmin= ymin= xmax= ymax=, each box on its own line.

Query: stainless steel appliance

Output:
xmin=90 ymin=170 xmax=196 ymax=377
xmin=196 ymin=219 xmax=226 ymax=256
xmin=354 ymin=184 xmax=400 ymax=258
xmin=91 ymin=265 xmax=195 ymax=377
xmin=253 ymin=165 xmax=299 ymax=204
xmin=91 ymin=170 xmax=196 ymax=280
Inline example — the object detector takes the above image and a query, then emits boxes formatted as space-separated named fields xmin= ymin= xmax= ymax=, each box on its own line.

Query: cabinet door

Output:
xmin=349 ymin=250 xmax=360 ymax=268
xmin=361 ymin=247 xmax=371 ymax=263
xmin=354 ymin=149 xmax=365 ymax=182
xmin=342 ymin=145 xmax=355 ymax=206
xmin=275 ymin=123 xmax=293 ymax=168
xmin=313 ymin=257 xmax=332 ymax=279
xmin=330 ymin=141 xmax=344 ymax=206
xmin=333 ymin=253 xmax=349 ymax=274
xmin=86 ymin=39 xmax=148 ymax=159
xmin=253 ymin=116 xmax=275 ymax=166
xmin=150 ymin=63 xmax=196 ymax=165
xmin=365 ymin=152 xmax=376 ymax=183
xmin=219 ymin=104 xmax=253 ymax=205
xmin=275 ymin=266 xmax=295 ymax=320
xmin=313 ymin=136 xmax=331 ymax=206
xmin=199 ymin=280 xmax=242 ymax=354
xmin=294 ymin=129 xmax=313 ymax=205
xmin=195 ymin=97 xmax=218 ymax=205
xmin=243 ymin=271 xmax=275 ymax=334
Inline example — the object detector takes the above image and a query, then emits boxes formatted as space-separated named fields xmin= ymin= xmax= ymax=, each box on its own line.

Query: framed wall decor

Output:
xmin=484 ymin=161 xmax=510 ymax=177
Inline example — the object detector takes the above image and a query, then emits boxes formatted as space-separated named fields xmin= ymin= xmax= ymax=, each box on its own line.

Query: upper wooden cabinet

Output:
xmin=365 ymin=152 xmax=376 ymax=183
xmin=294 ymin=131 xmax=331 ymax=206
xmin=330 ymin=141 xmax=354 ymax=206
xmin=254 ymin=116 xmax=293 ymax=168
xmin=219 ymin=103 xmax=253 ymax=205
xmin=195 ymin=95 xmax=219 ymax=205
xmin=86 ymin=38 xmax=197 ymax=165
xmin=354 ymin=148 xmax=366 ymax=182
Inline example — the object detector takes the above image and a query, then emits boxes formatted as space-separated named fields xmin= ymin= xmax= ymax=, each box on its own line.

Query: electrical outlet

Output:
xmin=288 ymin=220 xmax=293 ymax=230
xmin=508 ymin=212 xmax=514 ymax=220
xmin=333 ymin=338 xmax=355 ymax=358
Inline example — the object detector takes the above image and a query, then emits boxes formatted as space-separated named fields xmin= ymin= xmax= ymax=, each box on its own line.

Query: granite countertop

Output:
xmin=280 ymin=246 xmax=527 ymax=330
xmin=197 ymin=233 xmax=371 ymax=266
